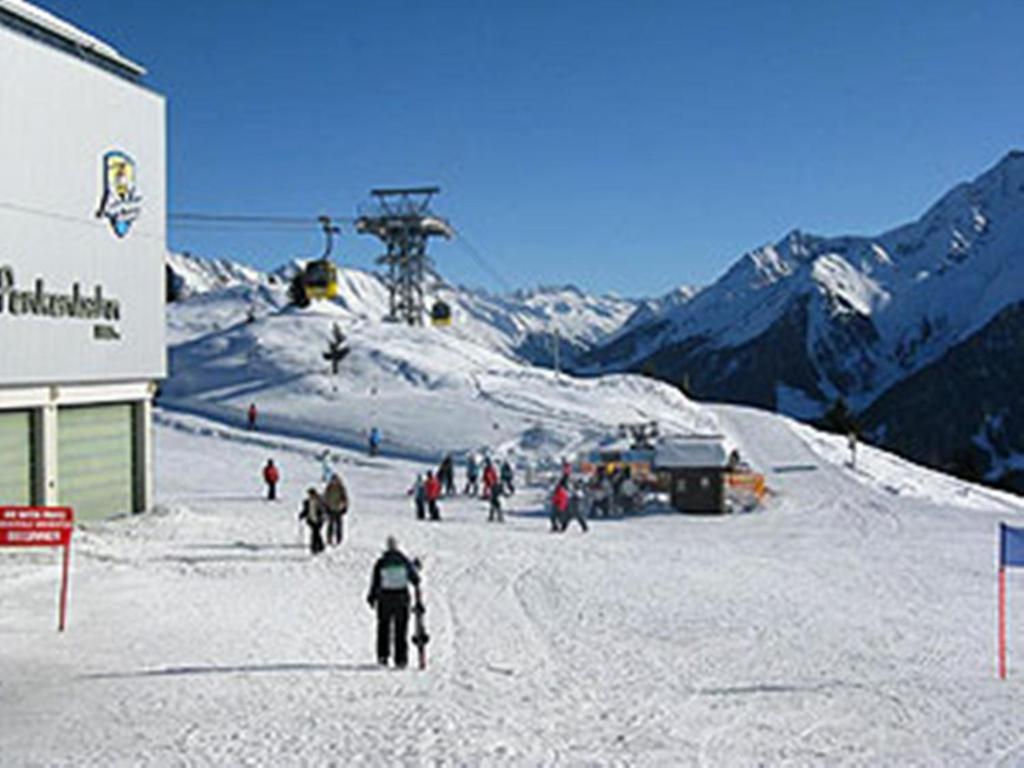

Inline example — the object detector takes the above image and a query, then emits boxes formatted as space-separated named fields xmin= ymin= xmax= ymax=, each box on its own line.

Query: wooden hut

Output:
xmin=654 ymin=437 xmax=730 ymax=513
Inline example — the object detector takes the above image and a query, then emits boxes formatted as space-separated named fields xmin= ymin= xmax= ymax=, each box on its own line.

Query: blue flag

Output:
xmin=1002 ymin=524 xmax=1024 ymax=568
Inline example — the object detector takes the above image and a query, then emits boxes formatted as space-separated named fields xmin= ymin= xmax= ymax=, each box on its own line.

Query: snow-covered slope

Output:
xmin=3 ymin=400 xmax=1022 ymax=765
xmin=162 ymin=295 xmax=718 ymax=466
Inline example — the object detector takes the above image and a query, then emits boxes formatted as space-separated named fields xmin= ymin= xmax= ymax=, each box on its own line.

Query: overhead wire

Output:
xmin=0 ymin=199 xmax=167 ymax=243
xmin=450 ymin=228 xmax=515 ymax=293
xmin=170 ymin=212 xmax=518 ymax=294
xmin=4 ymin=198 xmax=519 ymax=293
xmin=170 ymin=212 xmax=357 ymax=226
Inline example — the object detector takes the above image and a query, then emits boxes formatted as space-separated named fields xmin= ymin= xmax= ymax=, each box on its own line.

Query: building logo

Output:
xmin=95 ymin=151 xmax=142 ymax=238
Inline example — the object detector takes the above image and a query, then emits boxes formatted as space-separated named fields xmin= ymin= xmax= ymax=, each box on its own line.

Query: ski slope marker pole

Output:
xmin=59 ymin=540 xmax=70 ymax=632
xmin=999 ymin=565 xmax=1007 ymax=680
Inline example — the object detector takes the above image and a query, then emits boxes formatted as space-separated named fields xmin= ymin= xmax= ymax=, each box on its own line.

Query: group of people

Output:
xmin=299 ymin=471 xmax=350 ymax=554
xmin=586 ymin=465 xmax=641 ymax=517
xmin=257 ymin=450 xmax=419 ymax=668
xmin=409 ymin=470 xmax=444 ymax=521
xmin=409 ymin=453 xmax=519 ymax=523
xmin=549 ymin=474 xmax=590 ymax=532
xmin=464 ymin=454 xmax=515 ymax=498
xmin=547 ymin=461 xmax=646 ymax=531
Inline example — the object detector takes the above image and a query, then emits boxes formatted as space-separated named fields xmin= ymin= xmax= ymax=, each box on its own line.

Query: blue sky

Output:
xmin=41 ymin=0 xmax=1024 ymax=296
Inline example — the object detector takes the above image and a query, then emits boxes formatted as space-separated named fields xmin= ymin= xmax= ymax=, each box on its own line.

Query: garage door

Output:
xmin=0 ymin=410 xmax=35 ymax=506
xmin=58 ymin=404 xmax=135 ymax=521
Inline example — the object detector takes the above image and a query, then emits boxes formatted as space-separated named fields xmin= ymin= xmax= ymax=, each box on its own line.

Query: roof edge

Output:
xmin=0 ymin=0 xmax=145 ymax=79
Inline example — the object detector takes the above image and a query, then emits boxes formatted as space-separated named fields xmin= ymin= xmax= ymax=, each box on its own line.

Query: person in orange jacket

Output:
xmin=263 ymin=459 xmax=280 ymax=501
xmin=247 ymin=402 xmax=258 ymax=430
xmin=424 ymin=470 xmax=442 ymax=521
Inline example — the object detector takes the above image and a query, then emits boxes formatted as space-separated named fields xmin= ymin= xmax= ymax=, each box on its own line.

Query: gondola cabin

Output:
xmin=303 ymin=259 xmax=339 ymax=301
xmin=430 ymin=300 xmax=452 ymax=327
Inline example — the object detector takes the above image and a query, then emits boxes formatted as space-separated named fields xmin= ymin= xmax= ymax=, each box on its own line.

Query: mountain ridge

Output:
xmin=580 ymin=150 xmax=1024 ymax=490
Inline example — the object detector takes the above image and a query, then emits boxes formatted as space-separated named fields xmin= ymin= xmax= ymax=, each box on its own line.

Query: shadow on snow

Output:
xmin=80 ymin=662 xmax=384 ymax=681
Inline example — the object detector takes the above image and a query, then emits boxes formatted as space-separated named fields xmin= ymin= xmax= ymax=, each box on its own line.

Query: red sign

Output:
xmin=0 ymin=506 xmax=73 ymax=547
xmin=1 ymin=506 xmax=74 ymax=631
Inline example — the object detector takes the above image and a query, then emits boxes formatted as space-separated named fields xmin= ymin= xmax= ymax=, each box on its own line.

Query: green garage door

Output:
xmin=0 ymin=410 xmax=34 ymax=506
xmin=58 ymin=404 xmax=135 ymax=521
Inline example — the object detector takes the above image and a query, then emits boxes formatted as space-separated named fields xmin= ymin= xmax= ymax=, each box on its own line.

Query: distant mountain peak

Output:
xmin=583 ymin=148 xmax=1024 ymax=420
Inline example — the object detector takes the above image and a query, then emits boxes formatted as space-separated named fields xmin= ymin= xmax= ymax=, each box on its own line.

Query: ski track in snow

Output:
xmin=2 ymin=407 xmax=1024 ymax=765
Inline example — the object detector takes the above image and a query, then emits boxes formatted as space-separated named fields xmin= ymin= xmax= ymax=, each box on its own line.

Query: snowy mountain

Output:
xmin=581 ymin=151 xmax=1024 ymax=489
xmin=603 ymin=284 xmax=701 ymax=345
xmin=166 ymin=251 xmax=640 ymax=367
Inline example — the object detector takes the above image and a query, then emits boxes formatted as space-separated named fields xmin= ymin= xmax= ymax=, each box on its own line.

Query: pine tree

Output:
xmin=165 ymin=264 xmax=182 ymax=303
xmin=323 ymin=322 xmax=350 ymax=375
xmin=822 ymin=396 xmax=857 ymax=435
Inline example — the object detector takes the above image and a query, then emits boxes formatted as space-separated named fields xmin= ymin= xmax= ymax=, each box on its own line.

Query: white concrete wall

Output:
xmin=0 ymin=20 xmax=166 ymax=387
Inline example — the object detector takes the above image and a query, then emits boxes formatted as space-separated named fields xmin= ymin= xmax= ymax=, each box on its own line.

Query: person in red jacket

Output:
xmin=482 ymin=459 xmax=499 ymax=500
xmin=424 ymin=470 xmax=442 ymax=521
xmin=247 ymin=402 xmax=258 ymax=430
xmin=550 ymin=479 xmax=570 ymax=532
xmin=263 ymin=459 xmax=280 ymax=501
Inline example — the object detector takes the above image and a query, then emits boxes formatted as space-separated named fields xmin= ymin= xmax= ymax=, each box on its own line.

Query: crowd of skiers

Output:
xmin=266 ymin=447 xmax=642 ymax=541
xmin=253 ymin=449 xmax=656 ymax=670
xmin=547 ymin=460 xmax=645 ymax=531
xmin=409 ymin=453 xmax=517 ymax=523
xmin=403 ymin=452 xmax=647 ymax=531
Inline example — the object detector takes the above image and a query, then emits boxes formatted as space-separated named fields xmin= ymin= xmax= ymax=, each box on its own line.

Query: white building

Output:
xmin=0 ymin=0 xmax=166 ymax=520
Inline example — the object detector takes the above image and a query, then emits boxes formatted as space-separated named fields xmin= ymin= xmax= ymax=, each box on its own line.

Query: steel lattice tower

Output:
xmin=355 ymin=187 xmax=453 ymax=326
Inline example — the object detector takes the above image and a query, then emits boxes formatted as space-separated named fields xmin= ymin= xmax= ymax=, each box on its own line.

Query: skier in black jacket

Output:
xmin=438 ymin=454 xmax=455 ymax=496
xmin=367 ymin=536 xmax=421 ymax=667
xmin=487 ymin=477 xmax=504 ymax=522
xmin=500 ymin=460 xmax=515 ymax=496
xmin=299 ymin=488 xmax=326 ymax=555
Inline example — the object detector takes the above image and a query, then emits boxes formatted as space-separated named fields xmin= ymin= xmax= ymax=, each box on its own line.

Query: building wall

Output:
xmin=0 ymin=20 xmax=166 ymax=386
xmin=0 ymin=12 xmax=165 ymax=518
xmin=0 ymin=382 xmax=156 ymax=516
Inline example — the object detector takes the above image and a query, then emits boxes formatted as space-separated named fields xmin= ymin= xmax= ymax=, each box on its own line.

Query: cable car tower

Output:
xmin=355 ymin=187 xmax=453 ymax=326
